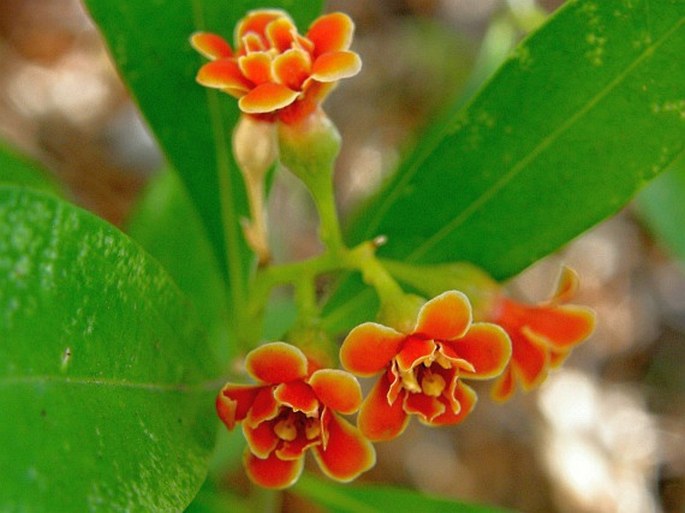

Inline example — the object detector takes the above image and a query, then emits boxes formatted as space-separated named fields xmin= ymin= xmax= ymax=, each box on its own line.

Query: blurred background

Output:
xmin=1 ymin=1 xmax=684 ymax=512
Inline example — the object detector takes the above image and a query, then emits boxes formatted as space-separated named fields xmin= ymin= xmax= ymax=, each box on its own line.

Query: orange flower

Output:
xmin=191 ymin=9 xmax=361 ymax=123
xmin=216 ymin=342 xmax=375 ymax=489
xmin=340 ymin=291 xmax=511 ymax=442
xmin=487 ymin=267 xmax=596 ymax=402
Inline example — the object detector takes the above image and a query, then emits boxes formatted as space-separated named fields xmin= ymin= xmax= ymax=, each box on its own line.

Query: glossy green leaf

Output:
xmin=0 ymin=140 xmax=61 ymax=195
xmin=83 ymin=0 xmax=323 ymax=320
xmin=328 ymin=0 xmax=685 ymax=332
xmin=637 ymin=156 xmax=685 ymax=259
xmin=347 ymin=0 xmax=685 ymax=277
xmin=127 ymin=169 xmax=233 ymax=364
xmin=0 ymin=186 xmax=222 ymax=512
xmin=295 ymin=475 xmax=515 ymax=513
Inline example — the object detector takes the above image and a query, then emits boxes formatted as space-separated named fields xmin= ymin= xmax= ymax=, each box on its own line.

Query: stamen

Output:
xmin=305 ymin=419 xmax=321 ymax=440
xmin=274 ymin=417 xmax=298 ymax=441
xmin=421 ymin=372 xmax=446 ymax=397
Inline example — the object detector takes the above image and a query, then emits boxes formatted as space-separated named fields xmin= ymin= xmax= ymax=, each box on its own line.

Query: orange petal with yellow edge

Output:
xmin=196 ymin=60 xmax=251 ymax=94
xmin=339 ymin=322 xmax=404 ymax=376
xmin=237 ymin=9 xmax=288 ymax=41
xmin=276 ymin=431 xmax=319 ymax=460
xmin=243 ymin=420 xmax=279 ymax=458
xmin=429 ymin=381 xmax=477 ymax=426
xmin=312 ymin=410 xmax=376 ymax=482
xmin=273 ymin=49 xmax=311 ymax=91
xmin=245 ymin=341 xmax=308 ymax=383
xmin=491 ymin=367 xmax=516 ymax=402
xmin=308 ymin=369 xmax=362 ymax=414
xmin=190 ymin=32 xmax=233 ymax=60
xmin=414 ymin=290 xmax=472 ymax=341
xmin=265 ymin=16 xmax=297 ymax=53
xmin=311 ymin=51 xmax=361 ymax=82
xmin=274 ymin=381 xmax=319 ymax=416
xmin=511 ymin=332 xmax=549 ymax=390
xmin=239 ymin=82 xmax=299 ymax=113
xmin=403 ymin=392 xmax=446 ymax=423
xmin=394 ymin=336 xmax=435 ymax=373
xmin=447 ymin=323 xmax=512 ymax=380
xmin=245 ymin=387 xmax=279 ymax=427
xmin=216 ymin=384 xmax=261 ymax=429
xmin=307 ymin=12 xmax=354 ymax=56
xmin=357 ymin=373 xmax=409 ymax=442
xmin=524 ymin=305 xmax=596 ymax=349
xmin=238 ymin=52 xmax=272 ymax=85
xmin=244 ymin=449 xmax=304 ymax=489
xmin=551 ymin=266 xmax=579 ymax=303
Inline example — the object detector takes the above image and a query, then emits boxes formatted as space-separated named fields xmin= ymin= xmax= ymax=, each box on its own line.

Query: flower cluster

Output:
xmin=198 ymin=7 xmax=597 ymax=492
xmin=191 ymin=9 xmax=361 ymax=124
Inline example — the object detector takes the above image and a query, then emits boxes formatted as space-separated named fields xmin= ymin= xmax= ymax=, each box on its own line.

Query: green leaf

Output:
xmin=0 ymin=140 xmax=61 ymax=195
xmin=127 ymin=169 xmax=234 ymax=364
xmin=328 ymin=0 xmax=685 ymax=332
xmin=83 ymin=0 xmax=323 ymax=319
xmin=636 ymin=155 xmax=685 ymax=259
xmin=347 ymin=0 xmax=685 ymax=276
xmin=294 ymin=474 xmax=515 ymax=513
xmin=0 ymin=186 xmax=222 ymax=512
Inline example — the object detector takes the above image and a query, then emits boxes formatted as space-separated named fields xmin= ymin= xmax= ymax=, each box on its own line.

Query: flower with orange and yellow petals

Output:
xmin=191 ymin=9 xmax=361 ymax=123
xmin=486 ymin=267 xmax=596 ymax=402
xmin=340 ymin=291 xmax=511 ymax=442
xmin=216 ymin=342 xmax=375 ymax=489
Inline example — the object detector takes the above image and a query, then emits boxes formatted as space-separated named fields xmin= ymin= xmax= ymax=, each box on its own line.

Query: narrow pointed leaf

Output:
xmin=329 ymin=0 xmax=685 ymax=332
xmin=0 ymin=186 xmax=221 ymax=512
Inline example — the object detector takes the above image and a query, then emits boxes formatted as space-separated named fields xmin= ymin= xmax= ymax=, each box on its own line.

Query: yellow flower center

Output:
xmin=305 ymin=419 xmax=321 ymax=440
xmin=274 ymin=417 xmax=298 ymax=441
xmin=421 ymin=372 xmax=446 ymax=397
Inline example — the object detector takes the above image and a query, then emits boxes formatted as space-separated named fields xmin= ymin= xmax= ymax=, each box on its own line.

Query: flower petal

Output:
xmin=244 ymin=450 xmax=303 ymax=489
xmin=196 ymin=60 xmax=251 ymax=96
xmin=216 ymin=384 xmax=261 ymax=429
xmin=265 ymin=16 xmax=297 ymax=53
xmin=238 ymin=52 xmax=272 ymax=85
xmin=551 ymin=266 xmax=579 ymax=304
xmin=491 ymin=367 xmax=516 ymax=402
xmin=308 ymin=369 xmax=362 ymax=414
xmin=395 ymin=336 xmax=435 ymax=373
xmin=245 ymin=387 xmax=280 ymax=427
xmin=310 ymin=51 xmax=362 ymax=82
xmin=237 ymin=9 xmax=289 ymax=42
xmin=414 ymin=290 xmax=472 ymax=341
xmin=357 ymin=373 xmax=409 ymax=442
xmin=276 ymin=432 xmax=319 ymax=460
xmin=511 ymin=332 xmax=549 ymax=390
xmin=245 ymin=341 xmax=308 ymax=383
xmin=312 ymin=411 xmax=376 ymax=482
xmin=340 ymin=322 xmax=404 ymax=376
xmin=190 ymin=32 xmax=233 ymax=60
xmin=446 ymin=323 xmax=512 ymax=380
xmin=238 ymin=82 xmax=299 ymax=114
xmin=243 ymin=420 xmax=279 ymax=458
xmin=273 ymin=48 xmax=311 ymax=91
xmin=307 ymin=12 xmax=354 ymax=56
xmin=273 ymin=380 xmax=319 ymax=416
xmin=429 ymin=381 xmax=477 ymax=426
xmin=524 ymin=305 xmax=596 ymax=349
xmin=403 ymin=392 xmax=446 ymax=423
